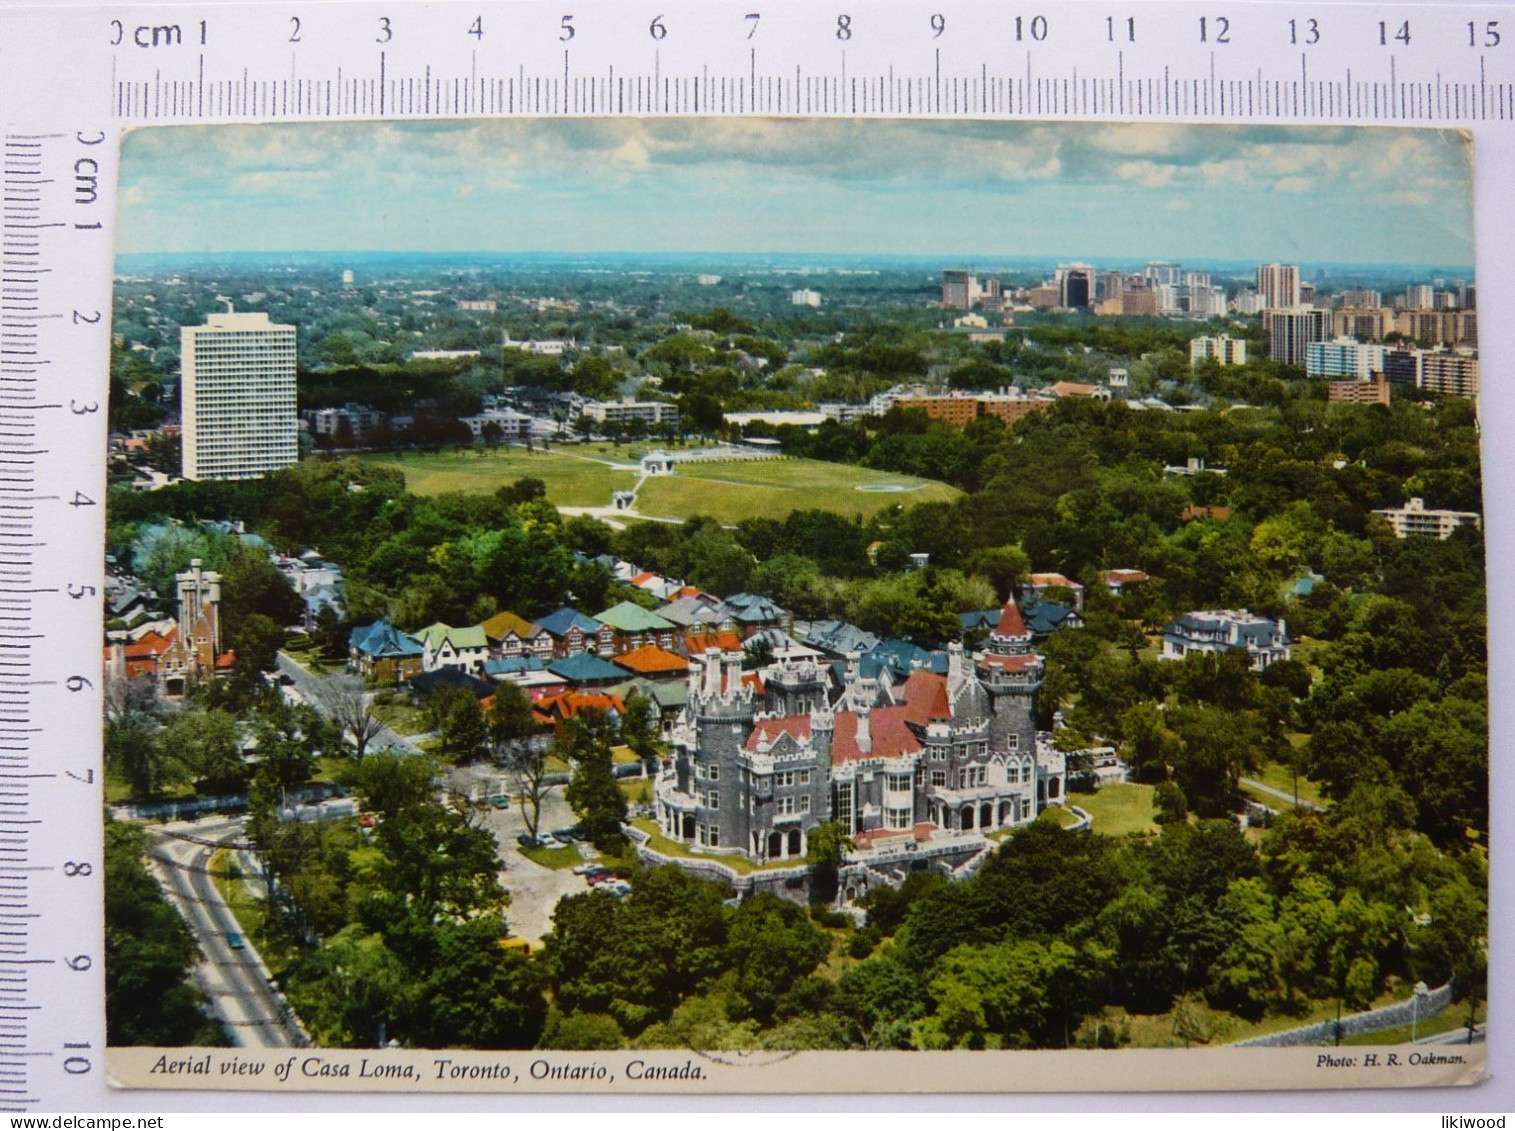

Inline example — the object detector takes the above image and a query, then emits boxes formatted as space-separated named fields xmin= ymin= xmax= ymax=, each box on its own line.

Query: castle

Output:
xmin=654 ymin=599 xmax=1066 ymax=873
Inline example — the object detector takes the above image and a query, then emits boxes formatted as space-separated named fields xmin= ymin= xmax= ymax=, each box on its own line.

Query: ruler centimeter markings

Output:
xmin=85 ymin=2 xmax=1515 ymax=126
xmin=3 ymin=0 xmax=1515 ymax=1111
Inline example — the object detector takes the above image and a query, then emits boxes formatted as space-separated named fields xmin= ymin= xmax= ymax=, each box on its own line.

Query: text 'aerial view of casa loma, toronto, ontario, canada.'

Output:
xmin=99 ymin=118 xmax=1486 ymax=1084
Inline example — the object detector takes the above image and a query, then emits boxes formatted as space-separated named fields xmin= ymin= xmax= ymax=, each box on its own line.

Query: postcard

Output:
xmin=101 ymin=118 xmax=1485 ymax=1093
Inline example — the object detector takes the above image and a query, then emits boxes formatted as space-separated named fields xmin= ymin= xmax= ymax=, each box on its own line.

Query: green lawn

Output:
xmin=372 ymin=701 xmax=430 ymax=737
xmin=635 ymin=457 xmax=960 ymax=524
xmin=208 ymin=848 xmax=294 ymax=977
xmin=1071 ymin=783 xmax=1160 ymax=838
xmin=620 ymin=778 xmax=654 ymax=806
xmin=1342 ymin=1002 xmax=1484 ymax=1046
xmin=1244 ymin=759 xmax=1328 ymax=809
xmin=363 ymin=448 xmax=637 ymax=507
xmin=1117 ymin=982 xmax=1425 ymax=1048
xmin=518 ymin=843 xmax=583 ymax=870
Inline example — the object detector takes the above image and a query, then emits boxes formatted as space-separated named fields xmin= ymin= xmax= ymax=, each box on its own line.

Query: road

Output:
xmin=474 ymin=785 xmax=597 ymax=943
xmin=276 ymin=651 xmax=421 ymax=755
xmin=146 ymin=816 xmax=307 ymax=1048
xmin=1240 ymin=776 xmax=1327 ymax=813
xmin=1416 ymin=1021 xmax=1487 ymax=1045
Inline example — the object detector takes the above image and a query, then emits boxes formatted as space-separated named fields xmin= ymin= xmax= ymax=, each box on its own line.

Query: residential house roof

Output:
xmin=483 ymin=656 xmax=549 ymax=676
xmin=418 ymin=622 xmax=488 ymax=652
xmin=594 ymin=601 xmax=676 ymax=633
xmin=478 ymin=610 xmax=546 ymax=643
xmin=722 ymin=592 xmax=787 ymax=624
xmin=534 ymin=606 xmax=604 ymax=638
xmin=685 ymin=630 xmax=745 ymax=654
xmin=959 ymin=608 xmax=1001 ymax=632
xmin=533 ymin=691 xmax=626 ymax=726
xmin=1023 ymin=601 xmax=1080 ymax=636
xmin=409 ymin=667 xmax=493 ymax=698
xmin=612 ymin=645 xmax=690 ymax=677
xmin=803 ymin=619 xmax=881 ymax=656
xmin=548 ymin=652 xmax=630 ymax=684
xmin=867 ymin=638 xmax=949 ymax=678
xmin=349 ymin=620 xmax=424 ymax=659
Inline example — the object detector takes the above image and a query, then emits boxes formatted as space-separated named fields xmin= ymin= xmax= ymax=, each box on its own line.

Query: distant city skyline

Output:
xmin=117 ymin=119 xmax=1474 ymax=268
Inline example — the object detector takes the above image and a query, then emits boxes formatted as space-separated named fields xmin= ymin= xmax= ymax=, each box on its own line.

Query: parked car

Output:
xmin=602 ymin=879 xmax=632 ymax=897
xmin=226 ymin=932 xmax=245 ymax=950
xmin=572 ymin=862 xmax=608 ymax=877
xmin=516 ymin=833 xmax=561 ymax=850
xmin=488 ymin=796 xmax=511 ymax=810
xmin=550 ymin=825 xmax=582 ymax=842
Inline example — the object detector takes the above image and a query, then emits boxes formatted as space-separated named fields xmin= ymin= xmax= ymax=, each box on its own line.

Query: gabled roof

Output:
xmin=1027 ymin=572 xmax=1082 ymax=590
xmin=534 ymin=606 xmax=604 ymax=638
xmin=1023 ymin=601 xmax=1078 ymax=636
xmin=746 ymin=707 xmax=922 ymax=764
xmin=418 ymin=622 xmax=488 ymax=652
xmin=722 ymin=592 xmax=787 ymax=624
xmin=478 ymin=610 xmax=545 ymax=643
xmin=959 ymin=608 xmax=1001 ymax=631
xmin=612 ymin=644 xmax=690 ymax=676
xmin=483 ymin=656 xmax=549 ymax=676
xmin=534 ymin=691 xmax=626 ymax=723
xmin=803 ymin=619 xmax=881 ymax=656
xmin=594 ymin=601 xmax=676 ymax=633
xmin=899 ymin=669 xmax=952 ymax=724
xmin=608 ymin=678 xmax=689 ymax=711
xmin=548 ymin=652 xmax=629 ymax=684
xmin=350 ymin=620 xmax=424 ymax=658
xmin=867 ymin=638 xmax=949 ymax=678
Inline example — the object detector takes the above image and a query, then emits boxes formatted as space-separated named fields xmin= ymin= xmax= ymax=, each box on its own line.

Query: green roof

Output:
xmin=418 ymin=622 xmax=488 ymax=651
xmin=594 ymin=601 xmax=676 ymax=633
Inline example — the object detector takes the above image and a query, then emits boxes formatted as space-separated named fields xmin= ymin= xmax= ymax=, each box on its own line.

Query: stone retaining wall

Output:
xmin=1233 ymin=981 xmax=1454 ymax=1046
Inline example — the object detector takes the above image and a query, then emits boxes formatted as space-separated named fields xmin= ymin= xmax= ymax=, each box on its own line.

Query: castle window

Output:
xmin=1006 ymin=733 xmax=1019 ymax=750
xmin=777 ymin=796 xmax=796 ymax=815
xmin=709 ymin=791 xmax=720 ymax=810
xmin=708 ymin=764 xmax=719 ymax=781
xmin=800 ymin=795 xmax=810 ymax=813
xmin=707 ymin=825 xmax=720 ymax=847
xmin=695 ymin=763 xmax=705 ymax=780
xmin=835 ymin=782 xmax=853 ymax=829
xmin=798 ymin=769 xmax=810 ymax=785
xmin=885 ymin=806 xmax=911 ymax=830
xmin=931 ymin=770 xmax=947 ymax=788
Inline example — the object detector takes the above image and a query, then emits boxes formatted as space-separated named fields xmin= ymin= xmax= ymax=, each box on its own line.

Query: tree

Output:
xmin=414 ymin=919 xmax=547 ymax=1048
xmin=564 ymin=709 xmax=628 ymax=851
xmin=805 ymin=821 xmax=852 ymax=905
xmin=231 ymin=612 xmax=285 ymax=675
xmin=309 ymin=673 xmax=386 ymax=758
xmin=428 ymin=685 xmax=488 ymax=761
xmin=161 ymin=708 xmax=245 ymax=794
xmin=105 ymin=712 xmax=177 ymax=799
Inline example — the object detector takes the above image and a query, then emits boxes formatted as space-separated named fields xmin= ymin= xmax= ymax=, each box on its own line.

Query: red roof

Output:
xmin=685 ymin=631 xmax=743 ymax=654
xmin=854 ymin=822 xmax=935 ymax=850
xmin=1029 ymin=572 xmax=1080 ymax=588
xmin=744 ymin=706 xmax=922 ymax=764
xmin=631 ymin=572 xmax=658 ymax=586
xmin=900 ymin=669 xmax=951 ymax=724
xmin=612 ymin=644 xmax=690 ymax=676
xmin=1104 ymin=569 xmax=1149 ymax=583
xmin=994 ymin=600 xmax=1030 ymax=638
xmin=533 ymin=691 xmax=626 ymax=726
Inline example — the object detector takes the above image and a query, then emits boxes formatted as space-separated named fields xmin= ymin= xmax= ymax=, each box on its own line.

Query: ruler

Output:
xmin=2 ymin=0 xmax=1514 ymax=1113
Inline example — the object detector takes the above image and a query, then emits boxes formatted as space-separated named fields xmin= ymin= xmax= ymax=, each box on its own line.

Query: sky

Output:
xmin=116 ymin=119 xmax=1474 ymax=267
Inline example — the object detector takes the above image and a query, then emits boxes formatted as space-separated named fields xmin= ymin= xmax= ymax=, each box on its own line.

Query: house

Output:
xmin=1022 ymin=601 xmax=1084 ymax=639
xmin=1371 ymin=497 xmax=1482 ymax=540
xmin=478 ymin=610 xmax=554 ymax=661
xmin=721 ymin=593 xmax=794 ymax=638
xmin=483 ymin=657 xmax=568 ymax=700
xmin=1161 ymin=609 xmax=1291 ymax=670
xmin=1022 ymin=572 xmax=1085 ymax=611
xmin=742 ymin=628 xmax=821 ymax=663
xmin=1101 ymin=568 xmax=1150 ymax=596
xmin=533 ymin=690 xmax=627 ymax=733
xmin=409 ymin=666 xmax=494 ymax=701
xmin=866 ymin=638 xmax=949 ymax=681
xmin=802 ymin=619 xmax=881 ymax=659
xmin=594 ymin=601 xmax=679 ymax=654
xmin=658 ymin=595 xmax=736 ymax=635
xmin=417 ymin=622 xmax=489 ymax=674
xmin=349 ymin=620 xmax=425 ymax=683
xmin=959 ymin=609 xmax=1002 ymax=636
xmin=608 ymin=678 xmax=689 ymax=740
xmin=534 ymin=606 xmax=615 ymax=658
xmin=683 ymin=630 xmax=745 ymax=657
xmin=611 ymin=644 xmax=691 ymax=682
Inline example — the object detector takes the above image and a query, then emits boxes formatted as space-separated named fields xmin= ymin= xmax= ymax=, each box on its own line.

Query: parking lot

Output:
xmin=476 ymin=784 xmax=601 ymax=943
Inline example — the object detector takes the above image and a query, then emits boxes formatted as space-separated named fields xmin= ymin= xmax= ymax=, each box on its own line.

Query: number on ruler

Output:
xmin=560 ymin=15 xmax=575 ymax=40
xmin=66 ymin=583 xmax=96 ymax=599
xmin=376 ymin=16 xmax=392 ymax=43
xmin=66 ymin=675 xmax=92 ymax=693
xmin=69 ymin=400 xmax=98 ymax=415
xmin=745 ymin=12 xmax=759 ymax=39
xmin=1379 ymin=20 xmax=1410 ymax=45
xmin=1199 ymin=16 xmax=1230 ymax=44
xmin=69 ymin=491 xmax=95 ymax=508
xmin=72 ymin=310 xmax=100 ymax=324
xmin=836 ymin=14 xmax=852 ymax=40
xmin=65 ymin=770 xmax=94 ymax=784
xmin=930 ymin=13 xmax=945 ymax=38
xmin=63 ymin=862 xmax=92 ymax=877
xmin=65 ymin=955 xmax=91 ymax=972
xmin=650 ymin=14 xmax=667 ymax=39
xmin=1289 ymin=18 xmax=1319 ymax=45
xmin=468 ymin=16 xmax=483 ymax=39
xmin=1107 ymin=16 xmax=1135 ymax=42
xmin=1469 ymin=20 xmax=1500 ymax=47
xmin=1015 ymin=15 xmax=1047 ymax=41
xmin=288 ymin=16 xmax=301 ymax=43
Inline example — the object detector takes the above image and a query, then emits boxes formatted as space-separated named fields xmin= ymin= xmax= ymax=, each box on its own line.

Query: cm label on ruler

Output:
xmin=96 ymin=1 xmax=1515 ymax=124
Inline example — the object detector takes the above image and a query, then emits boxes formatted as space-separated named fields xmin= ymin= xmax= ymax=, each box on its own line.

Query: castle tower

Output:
xmin=176 ymin=558 xmax=223 ymax=666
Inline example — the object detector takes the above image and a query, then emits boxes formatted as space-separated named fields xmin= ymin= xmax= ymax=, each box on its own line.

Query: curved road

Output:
xmin=147 ymin=821 xmax=306 ymax=1048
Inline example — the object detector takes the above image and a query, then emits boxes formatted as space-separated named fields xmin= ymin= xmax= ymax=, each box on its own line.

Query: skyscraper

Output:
xmin=1256 ymin=263 xmax=1301 ymax=309
xmin=181 ymin=310 xmax=298 ymax=481
xmin=1266 ymin=307 xmax=1332 ymax=366
xmin=1058 ymin=264 xmax=1095 ymax=309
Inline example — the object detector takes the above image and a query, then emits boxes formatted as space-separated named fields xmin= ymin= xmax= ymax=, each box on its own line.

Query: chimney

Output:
xmin=855 ymin=705 xmax=872 ymax=755
xmin=947 ymin=641 xmax=965 ymax=685
xmin=723 ymin=653 xmax=743 ymax=696
xmin=107 ymin=631 xmax=128 ymax=684
xmin=703 ymin=648 xmax=722 ymax=699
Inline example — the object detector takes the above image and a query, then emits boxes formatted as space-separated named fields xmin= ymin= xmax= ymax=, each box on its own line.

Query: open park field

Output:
xmin=634 ymin=457 xmax=960 ymax=523
xmin=363 ymin=448 xmax=637 ymax=508
xmin=364 ymin=447 xmax=960 ymax=524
